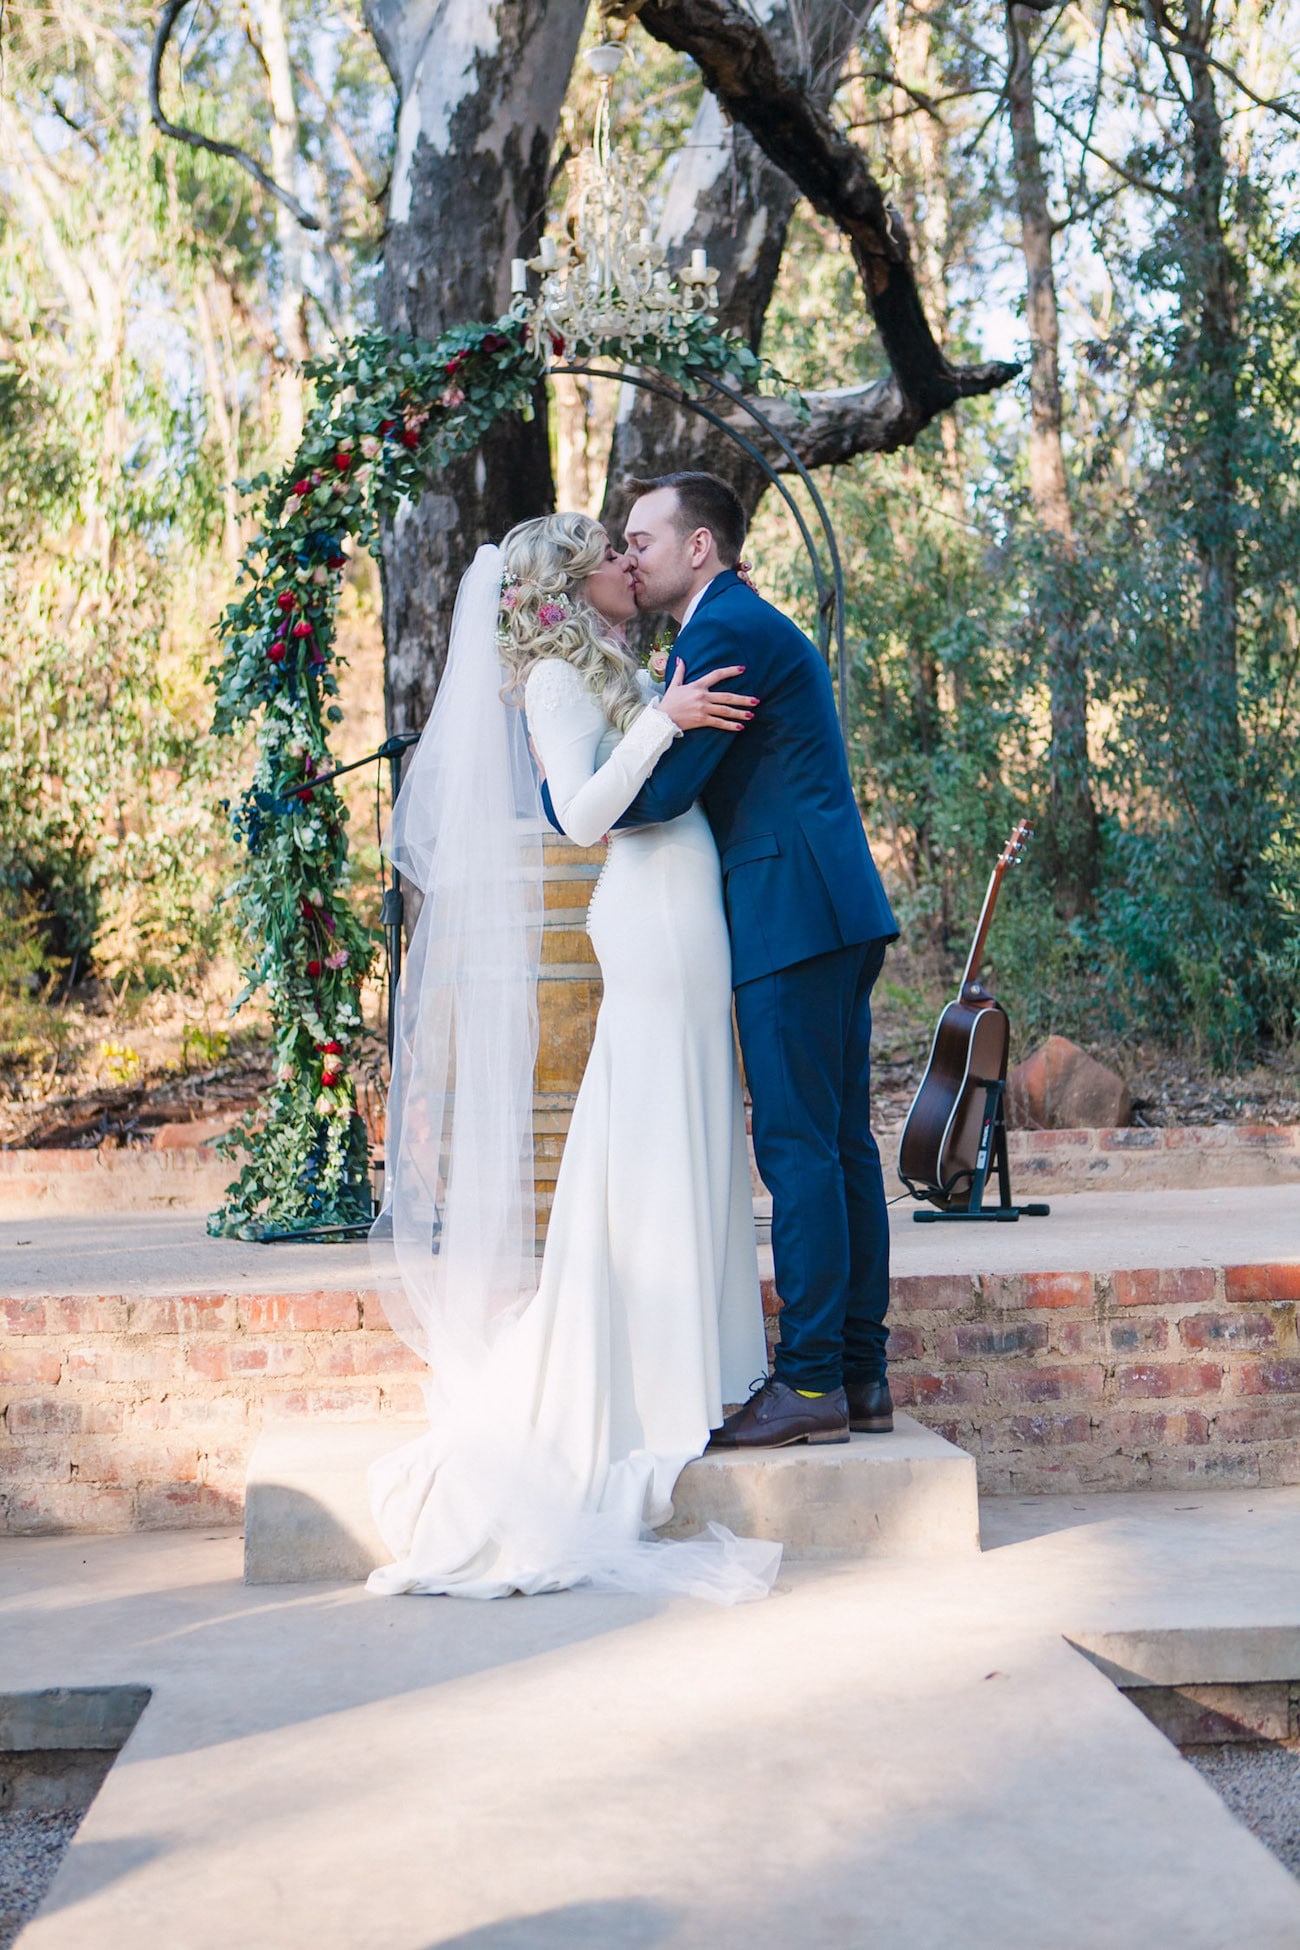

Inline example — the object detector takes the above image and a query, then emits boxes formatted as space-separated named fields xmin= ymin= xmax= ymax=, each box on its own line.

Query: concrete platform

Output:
xmin=662 ymin=1419 xmax=980 ymax=1559
xmin=244 ymin=1417 xmax=980 ymax=1583
xmin=8 ymin=1491 xmax=1300 ymax=1946
xmin=3 ymin=1182 xmax=1297 ymax=1297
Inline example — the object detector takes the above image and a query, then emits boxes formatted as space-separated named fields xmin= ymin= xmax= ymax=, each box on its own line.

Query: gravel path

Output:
xmin=1186 ymin=1745 xmax=1300 ymax=1879
xmin=0 ymin=1814 xmax=81 ymax=1949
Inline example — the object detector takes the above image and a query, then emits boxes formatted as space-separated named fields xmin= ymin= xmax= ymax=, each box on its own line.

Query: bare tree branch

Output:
xmin=611 ymin=0 xmax=1019 ymax=450
xmin=720 ymin=375 xmax=1010 ymax=469
xmin=148 ymin=0 xmax=322 ymax=232
xmin=1113 ymin=0 xmax=1300 ymax=127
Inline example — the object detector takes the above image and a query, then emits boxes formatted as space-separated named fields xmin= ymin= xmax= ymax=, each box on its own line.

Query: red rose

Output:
xmin=276 ymin=591 xmax=296 ymax=612
xmin=482 ymin=333 xmax=506 ymax=353
xmin=334 ymin=451 xmax=353 ymax=472
xmin=307 ymin=959 xmax=323 ymax=978
xmin=298 ymin=787 xmax=314 ymax=803
xmin=322 ymin=1039 xmax=342 ymax=1054
xmin=379 ymin=420 xmax=397 ymax=436
xmin=400 ymin=428 xmax=419 ymax=449
xmin=291 ymin=479 xmax=312 ymax=497
xmin=550 ymin=333 xmax=566 ymax=358
xmin=292 ymin=620 xmax=313 ymax=639
xmin=446 ymin=352 xmax=467 ymax=375
xmin=326 ymin=554 xmax=346 ymax=571
xmin=300 ymin=897 xmax=316 ymax=919
xmin=267 ymin=643 xmax=286 ymax=664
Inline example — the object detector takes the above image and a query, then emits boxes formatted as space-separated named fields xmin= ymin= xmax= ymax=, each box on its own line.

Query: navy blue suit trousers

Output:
xmin=735 ymin=940 xmax=890 ymax=1391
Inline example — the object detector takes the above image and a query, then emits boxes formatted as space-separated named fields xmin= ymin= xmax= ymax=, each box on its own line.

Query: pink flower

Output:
xmin=440 ymin=385 xmax=466 ymax=409
xmin=537 ymin=600 xmax=568 ymax=628
xmin=499 ymin=587 xmax=519 ymax=610
xmin=648 ymin=647 xmax=670 ymax=681
xmin=325 ymin=948 xmax=349 ymax=969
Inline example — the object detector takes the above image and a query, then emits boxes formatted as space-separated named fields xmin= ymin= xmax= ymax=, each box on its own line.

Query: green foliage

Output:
xmin=0 ymin=890 xmax=75 ymax=1077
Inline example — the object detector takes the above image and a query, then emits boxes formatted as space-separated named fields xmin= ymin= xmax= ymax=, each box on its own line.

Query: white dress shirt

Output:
xmin=678 ymin=574 xmax=721 ymax=635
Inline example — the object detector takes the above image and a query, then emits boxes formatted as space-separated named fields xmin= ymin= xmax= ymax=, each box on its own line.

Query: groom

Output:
xmin=618 ymin=471 xmax=899 ymax=1448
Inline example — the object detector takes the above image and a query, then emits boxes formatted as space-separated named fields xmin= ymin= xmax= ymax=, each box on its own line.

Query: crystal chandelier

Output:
xmin=510 ymin=43 xmax=719 ymax=356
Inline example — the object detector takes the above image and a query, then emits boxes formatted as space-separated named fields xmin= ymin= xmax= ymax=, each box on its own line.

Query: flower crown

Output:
xmin=497 ymin=572 xmax=574 ymax=645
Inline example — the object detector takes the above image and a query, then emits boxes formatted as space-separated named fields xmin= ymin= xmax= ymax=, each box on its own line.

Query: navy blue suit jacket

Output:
xmin=612 ymin=571 xmax=897 ymax=986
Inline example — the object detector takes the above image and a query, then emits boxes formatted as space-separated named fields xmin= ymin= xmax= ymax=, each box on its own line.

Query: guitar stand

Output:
xmin=912 ymin=1079 xmax=1051 ymax=1225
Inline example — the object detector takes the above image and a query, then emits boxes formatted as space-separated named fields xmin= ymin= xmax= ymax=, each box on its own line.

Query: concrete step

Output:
xmin=242 ymin=1415 xmax=979 ymax=1584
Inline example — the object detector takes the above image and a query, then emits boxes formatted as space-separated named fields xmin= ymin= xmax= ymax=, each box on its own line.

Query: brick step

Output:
xmin=2 ymin=1196 xmax=1296 ymax=1532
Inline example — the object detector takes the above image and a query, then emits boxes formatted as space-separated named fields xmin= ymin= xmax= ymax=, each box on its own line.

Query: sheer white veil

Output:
xmin=371 ymin=542 xmax=544 ymax=1372
xmin=366 ymin=542 xmax=780 ymax=1605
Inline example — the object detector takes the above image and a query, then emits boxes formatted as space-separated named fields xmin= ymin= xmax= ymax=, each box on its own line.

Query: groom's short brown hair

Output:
xmin=624 ymin=471 xmax=747 ymax=567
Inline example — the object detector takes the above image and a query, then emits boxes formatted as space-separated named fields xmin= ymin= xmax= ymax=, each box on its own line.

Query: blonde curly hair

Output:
xmin=497 ymin=512 xmax=644 ymax=735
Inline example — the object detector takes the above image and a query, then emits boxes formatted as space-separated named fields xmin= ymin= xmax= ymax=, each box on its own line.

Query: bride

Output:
xmin=367 ymin=512 xmax=778 ymax=1602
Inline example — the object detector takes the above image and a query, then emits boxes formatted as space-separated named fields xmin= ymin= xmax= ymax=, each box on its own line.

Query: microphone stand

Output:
xmin=274 ymin=730 xmax=420 ymax=1064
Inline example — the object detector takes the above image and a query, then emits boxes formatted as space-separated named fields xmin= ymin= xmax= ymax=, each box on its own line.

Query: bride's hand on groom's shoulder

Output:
xmin=655 ymin=663 xmax=759 ymax=735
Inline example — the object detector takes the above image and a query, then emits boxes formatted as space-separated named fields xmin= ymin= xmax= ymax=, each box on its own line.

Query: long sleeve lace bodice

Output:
xmin=524 ymin=659 xmax=678 ymax=849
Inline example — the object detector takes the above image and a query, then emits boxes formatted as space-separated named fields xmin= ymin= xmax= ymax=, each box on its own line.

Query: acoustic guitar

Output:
xmin=897 ymin=820 xmax=1033 ymax=1209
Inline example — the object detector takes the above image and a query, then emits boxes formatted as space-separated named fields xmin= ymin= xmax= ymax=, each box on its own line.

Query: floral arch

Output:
xmin=208 ymin=311 xmax=836 ymax=1239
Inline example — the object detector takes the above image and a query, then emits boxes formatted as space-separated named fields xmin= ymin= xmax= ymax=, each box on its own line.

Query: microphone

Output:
xmin=269 ymin=730 xmax=423 ymax=811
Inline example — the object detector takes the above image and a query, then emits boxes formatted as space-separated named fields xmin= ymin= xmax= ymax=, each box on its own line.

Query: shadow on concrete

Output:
xmin=242 ymin=1482 xmax=383 ymax=1586
xmin=0 ymin=1532 xmax=673 ymax=1764
xmin=37 ymin=1833 xmax=168 ymax=1915
xmin=427 ymin=1898 xmax=677 ymax=1947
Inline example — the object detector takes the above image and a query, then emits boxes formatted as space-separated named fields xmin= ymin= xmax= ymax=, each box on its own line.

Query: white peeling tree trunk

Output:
xmin=602 ymin=0 xmax=868 ymax=533
xmin=364 ymin=0 xmax=588 ymax=734
xmin=250 ymin=0 xmax=310 ymax=446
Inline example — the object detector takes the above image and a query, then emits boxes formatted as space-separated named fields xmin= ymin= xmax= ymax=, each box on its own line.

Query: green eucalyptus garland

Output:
xmin=206 ymin=308 xmax=784 ymax=1239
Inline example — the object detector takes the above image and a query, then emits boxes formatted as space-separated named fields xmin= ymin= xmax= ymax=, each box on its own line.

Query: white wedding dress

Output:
xmin=367 ymin=641 xmax=775 ymax=1601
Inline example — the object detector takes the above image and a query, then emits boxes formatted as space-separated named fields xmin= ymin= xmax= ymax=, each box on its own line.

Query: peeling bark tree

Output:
xmin=601 ymin=89 xmax=797 ymax=519
xmin=601 ymin=0 xmax=818 ymax=522
xmin=1176 ymin=2 xmax=1241 ymax=781
xmin=612 ymin=0 xmax=1020 ymax=452
xmin=1005 ymin=1 xmax=1099 ymax=916
xmin=362 ymin=0 xmax=588 ymax=733
xmin=248 ymin=0 xmax=312 ymax=444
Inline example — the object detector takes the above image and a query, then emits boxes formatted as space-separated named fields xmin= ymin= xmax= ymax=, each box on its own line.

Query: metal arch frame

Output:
xmin=552 ymin=361 xmax=849 ymax=746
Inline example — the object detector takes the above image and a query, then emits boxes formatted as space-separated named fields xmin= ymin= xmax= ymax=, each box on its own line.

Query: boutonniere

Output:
xmin=642 ymin=629 xmax=675 ymax=682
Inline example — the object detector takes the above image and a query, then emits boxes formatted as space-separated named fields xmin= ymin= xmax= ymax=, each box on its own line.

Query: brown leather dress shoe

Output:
xmin=708 ymin=1378 xmax=850 ymax=1450
xmin=845 ymin=1376 xmax=894 ymax=1433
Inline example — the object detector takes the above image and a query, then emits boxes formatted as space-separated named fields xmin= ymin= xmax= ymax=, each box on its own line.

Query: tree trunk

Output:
xmin=1177 ymin=1 xmax=1240 ymax=787
xmin=193 ymin=281 xmax=244 ymax=568
xmin=1005 ymin=1 xmax=1098 ymax=916
xmin=601 ymin=81 xmax=802 ymax=526
xmin=363 ymin=0 xmax=588 ymax=734
xmin=250 ymin=0 xmax=311 ymax=445
xmin=618 ymin=0 xmax=1020 ymax=448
